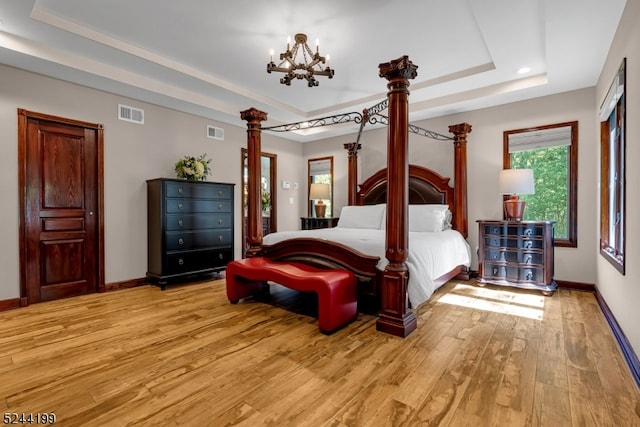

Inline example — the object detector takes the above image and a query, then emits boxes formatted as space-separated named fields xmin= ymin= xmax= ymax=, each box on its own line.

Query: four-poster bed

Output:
xmin=239 ymin=56 xmax=472 ymax=338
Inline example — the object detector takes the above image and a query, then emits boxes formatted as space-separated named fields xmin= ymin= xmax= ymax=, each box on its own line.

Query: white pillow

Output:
xmin=337 ymin=204 xmax=386 ymax=229
xmin=409 ymin=204 xmax=451 ymax=232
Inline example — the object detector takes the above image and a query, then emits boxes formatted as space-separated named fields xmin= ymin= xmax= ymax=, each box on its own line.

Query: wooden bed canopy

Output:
xmin=240 ymin=55 xmax=472 ymax=338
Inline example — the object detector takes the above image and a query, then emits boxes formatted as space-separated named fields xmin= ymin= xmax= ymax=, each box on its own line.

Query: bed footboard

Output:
xmin=256 ymin=238 xmax=381 ymax=313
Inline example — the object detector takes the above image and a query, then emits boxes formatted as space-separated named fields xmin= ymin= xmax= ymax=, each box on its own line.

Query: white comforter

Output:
xmin=262 ymin=228 xmax=471 ymax=307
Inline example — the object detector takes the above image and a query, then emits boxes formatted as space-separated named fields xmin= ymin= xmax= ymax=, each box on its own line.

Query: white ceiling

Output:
xmin=0 ymin=0 xmax=627 ymax=142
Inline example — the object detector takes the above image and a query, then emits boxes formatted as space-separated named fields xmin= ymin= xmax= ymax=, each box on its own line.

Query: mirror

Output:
xmin=241 ymin=149 xmax=277 ymax=256
xmin=307 ymin=156 xmax=333 ymax=217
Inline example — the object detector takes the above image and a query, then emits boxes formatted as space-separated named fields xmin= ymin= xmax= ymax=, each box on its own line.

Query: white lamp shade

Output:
xmin=498 ymin=169 xmax=535 ymax=195
xmin=309 ymin=183 xmax=330 ymax=200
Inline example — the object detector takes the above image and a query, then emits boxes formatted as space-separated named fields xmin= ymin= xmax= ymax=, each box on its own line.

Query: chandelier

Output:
xmin=267 ymin=33 xmax=334 ymax=87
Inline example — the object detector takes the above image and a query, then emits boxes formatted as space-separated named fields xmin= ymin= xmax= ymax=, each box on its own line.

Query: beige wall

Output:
xmin=0 ymin=64 xmax=302 ymax=299
xmin=307 ymin=87 xmax=599 ymax=285
xmin=595 ymin=0 xmax=640 ymax=357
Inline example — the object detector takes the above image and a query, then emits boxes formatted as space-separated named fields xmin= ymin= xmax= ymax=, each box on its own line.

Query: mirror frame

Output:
xmin=307 ymin=156 xmax=334 ymax=217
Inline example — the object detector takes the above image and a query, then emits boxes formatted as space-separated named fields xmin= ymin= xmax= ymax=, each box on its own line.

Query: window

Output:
xmin=599 ymin=58 xmax=626 ymax=274
xmin=504 ymin=121 xmax=578 ymax=247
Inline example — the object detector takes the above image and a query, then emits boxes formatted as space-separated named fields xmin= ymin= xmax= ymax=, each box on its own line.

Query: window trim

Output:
xmin=599 ymin=58 xmax=626 ymax=275
xmin=503 ymin=121 xmax=578 ymax=248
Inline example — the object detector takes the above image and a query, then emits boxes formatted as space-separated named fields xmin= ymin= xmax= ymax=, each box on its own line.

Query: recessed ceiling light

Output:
xmin=517 ymin=67 xmax=531 ymax=75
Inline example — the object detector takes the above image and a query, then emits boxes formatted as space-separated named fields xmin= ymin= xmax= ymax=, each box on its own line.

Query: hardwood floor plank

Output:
xmin=532 ymin=381 xmax=572 ymax=427
xmin=495 ymin=317 xmax=540 ymax=411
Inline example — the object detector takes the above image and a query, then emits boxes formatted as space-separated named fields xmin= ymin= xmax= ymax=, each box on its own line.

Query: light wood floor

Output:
xmin=0 ymin=279 xmax=638 ymax=426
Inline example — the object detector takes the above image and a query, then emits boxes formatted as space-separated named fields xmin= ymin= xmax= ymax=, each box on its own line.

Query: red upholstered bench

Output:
xmin=225 ymin=257 xmax=357 ymax=334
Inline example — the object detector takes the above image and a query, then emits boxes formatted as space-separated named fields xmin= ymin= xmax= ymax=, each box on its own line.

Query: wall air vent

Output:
xmin=207 ymin=125 xmax=224 ymax=140
xmin=118 ymin=104 xmax=144 ymax=124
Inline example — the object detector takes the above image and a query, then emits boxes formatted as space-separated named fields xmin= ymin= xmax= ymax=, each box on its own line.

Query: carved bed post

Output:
xmin=377 ymin=56 xmax=418 ymax=338
xmin=240 ymin=108 xmax=268 ymax=257
xmin=343 ymin=142 xmax=361 ymax=205
xmin=448 ymin=123 xmax=472 ymax=239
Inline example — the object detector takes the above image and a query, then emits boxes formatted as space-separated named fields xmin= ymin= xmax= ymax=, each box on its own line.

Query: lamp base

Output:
xmin=314 ymin=202 xmax=326 ymax=218
xmin=504 ymin=196 xmax=526 ymax=221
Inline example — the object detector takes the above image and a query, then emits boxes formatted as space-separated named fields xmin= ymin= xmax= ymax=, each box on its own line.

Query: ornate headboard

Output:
xmin=356 ymin=164 xmax=459 ymax=230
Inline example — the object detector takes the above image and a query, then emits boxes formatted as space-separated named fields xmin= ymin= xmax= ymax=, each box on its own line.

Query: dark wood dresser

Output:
xmin=477 ymin=220 xmax=557 ymax=295
xmin=147 ymin=178 xmax=234 ymax=288
xmin=300 ymin=217 xmax=339 ymax=230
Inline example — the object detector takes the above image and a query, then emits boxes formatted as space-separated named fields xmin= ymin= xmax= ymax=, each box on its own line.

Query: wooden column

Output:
xmin=377 ymin=56 xmax=418 ymax=338
xmin=343 ymin=142 xmax=361 ymax=206
xmin=448 ymin=123 xmax=472 ymax=239
xmin=240 ymin=108 xmax=268 ymax=257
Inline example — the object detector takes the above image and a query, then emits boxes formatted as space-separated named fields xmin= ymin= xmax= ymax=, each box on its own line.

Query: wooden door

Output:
xmin=18 ymin=109 xmax=104 ymax=305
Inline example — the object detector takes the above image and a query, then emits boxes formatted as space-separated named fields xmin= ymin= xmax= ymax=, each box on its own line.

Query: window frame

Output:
xmin=503 ymin=121 xmax=578 ymax=248
xmin=599 ymin=58 xmax=626 ymax=275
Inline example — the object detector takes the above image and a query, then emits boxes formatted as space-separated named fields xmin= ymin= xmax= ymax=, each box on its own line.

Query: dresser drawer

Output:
xmin=485 ymin=236 xmax=545 ymax=250
xmin=165 ymin=182 xmax=232 ymax=199
xmin=165 ymin=213 xmax=232 ymax=231
xmin=483 ymin=263 xmax=520 ymax=281
xmin=165 ymin=229 xmax=232 ymax=250
xmin=165 ymin=248 xmax=233 ymax=275
xmin=483 ymin=248 xmax=544 ymax=266
xmin=166 ymin=199 xmax=232 ymax=213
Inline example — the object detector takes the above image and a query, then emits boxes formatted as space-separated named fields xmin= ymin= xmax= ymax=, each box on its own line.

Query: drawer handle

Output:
xmin=178 ymin=238 xmax=184 ymax=245
xmin=525 ymin=255 xmax=532 ymax=264
xmin=178 ymin=203 xmax=184 ymax=210
xmin=218 ymin=253 xmax=224 ymax=260
xmin=218 ymin=235 xmax=224 ymax=241
xmin=178 ymin=188 xmax=183 ymax=195
xmin=493 ymin=227 xmax=499 ymax=233
xmin=525 ymin=241 xmax=532 ymax=249
xmin=178 ymin=258 xmax=184 ymax=266
xmin=218 ymin=190 xmax=223 ymax=196
xmin=218 ymin=219 xmax=223 ymax=224
xmin=218 ymin=203 xmax=223 ymax=210
xmin=525 ymin=271 xmax=533 ymax=280
xmin=525 ymin=229 xmax=532 ymax=236
xmin=178 ymin=219 xmax=184 ymax=227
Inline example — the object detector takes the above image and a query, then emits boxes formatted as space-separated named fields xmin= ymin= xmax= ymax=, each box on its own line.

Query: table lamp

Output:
xmin=498 ymin=169 xmax=535 ymax=221
xmin=309 ymin=183 xmax=330 ymax=218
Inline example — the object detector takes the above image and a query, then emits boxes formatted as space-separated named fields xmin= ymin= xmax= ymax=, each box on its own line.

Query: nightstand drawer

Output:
xmin=483 ymin=249 xmax=543 ymax=264
xmin=484 ymin=236 xmax=544 ymax=250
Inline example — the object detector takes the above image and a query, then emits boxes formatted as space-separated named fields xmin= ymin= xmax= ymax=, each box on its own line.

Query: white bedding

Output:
xmin=262 ymin=227 xmax=471 ymax=307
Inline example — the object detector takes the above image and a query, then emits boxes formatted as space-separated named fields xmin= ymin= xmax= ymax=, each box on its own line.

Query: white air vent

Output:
xmin=118 ymin=104 xmax=144 ymax=124
xmin=207 ymin=125 xmax=224 ymax=140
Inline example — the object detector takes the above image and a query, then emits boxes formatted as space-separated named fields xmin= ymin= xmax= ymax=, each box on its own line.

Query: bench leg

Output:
xmin=316 ymin=283 xmax=358 ymax=334
xmin=226 ymin=264 xmax=269 ymax=303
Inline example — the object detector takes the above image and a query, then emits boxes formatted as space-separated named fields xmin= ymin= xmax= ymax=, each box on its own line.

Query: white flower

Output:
xmin=195 ymin=161 xmax=205 ymax=175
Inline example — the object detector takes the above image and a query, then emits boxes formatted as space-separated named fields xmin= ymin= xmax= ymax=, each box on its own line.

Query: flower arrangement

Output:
xmin=242 ymin=187 xmax=272 ymax=212
xmin=261 ymin=188 xmax=271 ymax=212
xmin=174 ymin=154 xmax=212 ymax=181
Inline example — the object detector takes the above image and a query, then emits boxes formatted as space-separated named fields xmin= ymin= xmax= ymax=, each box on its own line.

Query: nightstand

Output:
xmin=300 ymin=217 xmax=339 ymax=230
xmin=477 ymin=220 xmax=557 ymax=295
